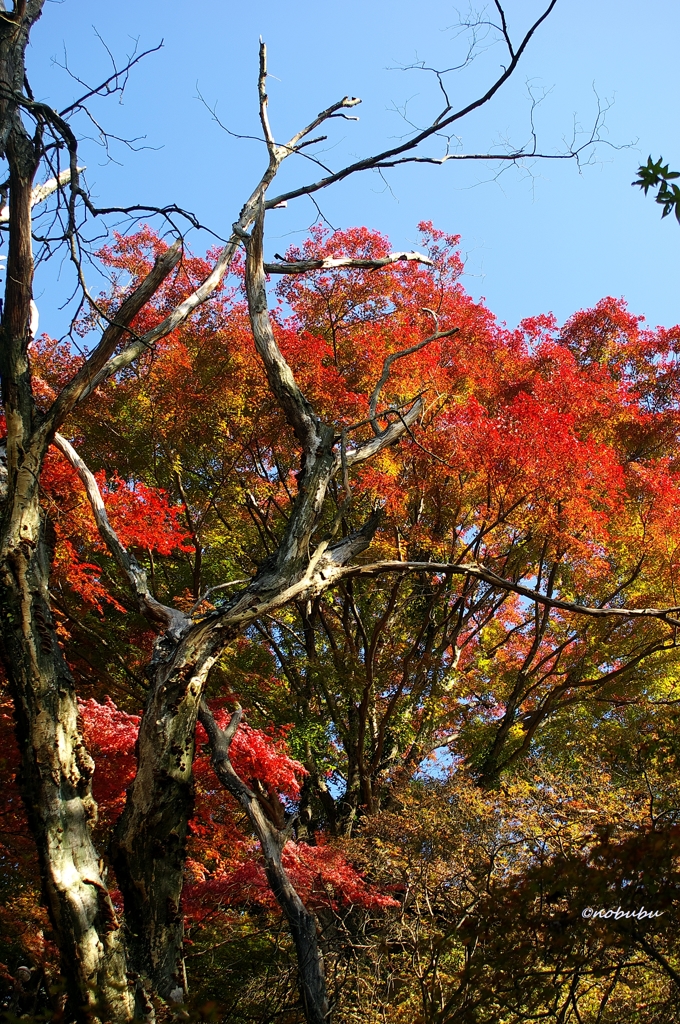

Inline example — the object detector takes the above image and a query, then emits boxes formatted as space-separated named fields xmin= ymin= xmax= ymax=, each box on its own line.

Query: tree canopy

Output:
xmin=3 ymin=218 xmax=680 ymax=1022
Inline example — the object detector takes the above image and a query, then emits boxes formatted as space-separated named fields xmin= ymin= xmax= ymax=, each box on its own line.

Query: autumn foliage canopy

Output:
xmin=3 ymin=218 xmax=680 ymax=1022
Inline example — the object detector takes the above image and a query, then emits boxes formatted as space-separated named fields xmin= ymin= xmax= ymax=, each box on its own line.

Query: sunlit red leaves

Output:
xmin=194 ymin=710 xmax=305 ymax=801
xmin=77 ymin=696 xmax=389 ymax=920
xmin=437 ymin=388 xmax=626 ymax=566
xmin=274 ymin=222 xmax=466 ymax=426
xmin=100 ymin=475 xmax=192 ymax=556
xmin=78 ymin=697 xmax=140 ymax=823
xmin=18 ymin=227 xmax=680 ymax=767
xmin=31 ymin=225 xmax=680 ymax=612
xmin=89 ymin=226 xmax=228 ymax=342
xmin=61 ymin=223 xmax=680 ymax=602
xmin=265 ymin=227 xmax=680 ymax=601
xmin=40 ymin=448 xmax=191 ymax=614
xmin=561 ymin=295 xmax=647 ymax=369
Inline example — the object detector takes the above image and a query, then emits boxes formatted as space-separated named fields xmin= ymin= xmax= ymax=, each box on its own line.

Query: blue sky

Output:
xmin=27 ymin=0 xmax=680 ymax=334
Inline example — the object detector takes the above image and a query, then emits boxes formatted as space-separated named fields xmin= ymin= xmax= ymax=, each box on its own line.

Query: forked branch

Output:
xmin=264 ymin=1 xmax=561 ymax=210
xmin=41 ymin=7 xmax=564 ymax=432
xmin=198 ymin=698 xmax=330 ymax=1024
xmin=368 ymin=322 xmax=459 ymax=435
xmin=42 ymin=240 xmax=182 ymax=438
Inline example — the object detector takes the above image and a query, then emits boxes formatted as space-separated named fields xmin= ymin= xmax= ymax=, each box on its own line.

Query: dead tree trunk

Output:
xmin=111 ymin=638 xmax=215 ymax=1002
xmin=107 ymin=198 xmax=430 ymax=1000
xmin=109 ymin=533 xmax=376 ymax=1000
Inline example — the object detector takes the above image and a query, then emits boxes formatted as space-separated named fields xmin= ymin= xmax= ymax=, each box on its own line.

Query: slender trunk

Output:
xmin=337 ymin=745 xmax=362 ymax=836
xmin=264 ymin=857 xmax=330 ymax=1024
xmin=199 ymin=702 xmax=331 ymax=1024
xmin=475 ymin=693 xmax=522 ymax=788
xmin=111 ymin=636 xmax=216 ymax=1003
xmin=0 ymin=516 xmax=133 ymax=1023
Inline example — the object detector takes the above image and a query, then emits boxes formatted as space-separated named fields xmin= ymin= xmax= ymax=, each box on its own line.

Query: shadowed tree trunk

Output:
xmin=0 ymin=524 xmax=133 ymax=1022
xmin=0 ymin=6 xmax=134 ymax=1018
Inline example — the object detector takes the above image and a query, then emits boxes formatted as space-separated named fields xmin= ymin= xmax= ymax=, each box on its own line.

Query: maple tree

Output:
xmin=4 ymin=216 xmax=680 ymax=1023
xmin=1 ymin=4 xmax=679 ymax=1024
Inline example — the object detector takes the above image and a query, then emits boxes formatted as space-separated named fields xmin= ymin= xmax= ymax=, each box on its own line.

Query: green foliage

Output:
xmin=633 ymin=156 xmax=680 ymax=222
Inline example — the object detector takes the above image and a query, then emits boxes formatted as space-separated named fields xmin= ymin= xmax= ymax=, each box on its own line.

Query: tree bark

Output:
xmin=0 ymin=10 xmax=134 ymax=1017
xmin=111 ymin=638 xmax=216 ymax=1003
xmin=263 ymin=857 xmax=330 ymax=1024
xmin=0 ymin=518 xmax=133 ymax=1023
xmin=110 ymin=508 xmax=381 ymax=1002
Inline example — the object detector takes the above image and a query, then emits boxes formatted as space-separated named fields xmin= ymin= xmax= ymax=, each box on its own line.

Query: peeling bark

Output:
xmin=0 ymin=515 xmax=133 ymax=1023
xmin=111 ymin=643 xmax=215 ymax=1002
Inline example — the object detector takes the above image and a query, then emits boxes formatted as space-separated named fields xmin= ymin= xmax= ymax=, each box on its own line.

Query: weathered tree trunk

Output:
xmin=110 ymin=527 xmax=363 ymax=1004
xmin=111 ymin=637 xmax=216 ymax=1003
xmin=0 ymin=214 xmax=135 ymax=1016
xmin=109 ymin=202 xmax=390 ymax=1008
xmin=0 ymin=13 xmax=134 ymax=1015
xmin=113 ymin=598 xmax=322 ymax=1004
xmin=0 ymin=513 xmax=133 ymax=1022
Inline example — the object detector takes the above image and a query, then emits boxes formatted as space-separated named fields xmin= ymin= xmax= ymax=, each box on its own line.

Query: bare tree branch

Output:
xmin=245 ymin=201 xmax=321 ymax=457
xmin=264 ymin=1 xmax=560 ymax=210
xmin=72 ymin=63 xmax=342 ymax=400
xmin=263 ymin=250 xmax=433 ymax=275
xmin=57 ymin=41 xmax=164 ymax=118
xmin=368 ymin=323 xmax=459 ymax=435
xmin=40 ymin=239 xmax=182 ymax=438
xmin=330 ymin=560 xmax=680 ymax=630
xmin=34 ymin=10 xmax=570 ymax=424
xmin=198 ymin=698 xmax=330 ymax=1024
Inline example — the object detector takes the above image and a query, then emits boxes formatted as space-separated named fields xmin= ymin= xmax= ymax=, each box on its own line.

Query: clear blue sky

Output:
xmin=27 ymin=0 xmax=680 ymax=333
